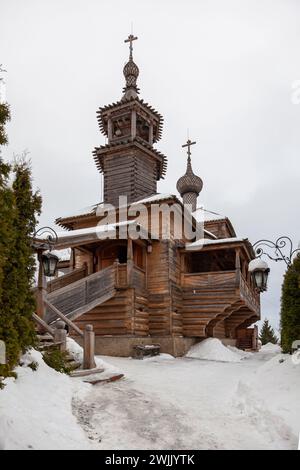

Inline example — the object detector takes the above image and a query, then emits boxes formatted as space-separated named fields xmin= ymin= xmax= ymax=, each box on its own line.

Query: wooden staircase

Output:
xmin=37 ymin=333 xmax=81 ymax=370
xmin=45 ymin=265 xmax=117 ymax=325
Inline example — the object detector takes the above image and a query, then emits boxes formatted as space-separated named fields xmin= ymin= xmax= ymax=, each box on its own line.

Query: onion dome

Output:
xmin=176 ymin=140 xmax=203 ymax=211
xmin=177 ymin=156 xmax=203 ymax=195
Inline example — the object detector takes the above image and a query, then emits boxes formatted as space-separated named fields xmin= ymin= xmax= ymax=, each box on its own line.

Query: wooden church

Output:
xmin=40 ymin=35 xmax=260 ymax=356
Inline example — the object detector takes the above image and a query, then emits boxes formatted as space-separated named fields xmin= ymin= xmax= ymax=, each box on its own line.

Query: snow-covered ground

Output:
xmin=0 ymin=350 xmax=92 ymax=450
xmin=73 ymin=342 xmax=299 ymax=450
xmin=0 ymin=340 xmax=299 ymax=450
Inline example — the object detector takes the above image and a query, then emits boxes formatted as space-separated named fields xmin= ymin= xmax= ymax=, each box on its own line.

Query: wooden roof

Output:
xmin=93 ymin=137 xmax=167 ymax=180
xmin=183 ymin=237 xmax=255 ymax=260
xmin=97 ymin=96 xmax=163 ymax=143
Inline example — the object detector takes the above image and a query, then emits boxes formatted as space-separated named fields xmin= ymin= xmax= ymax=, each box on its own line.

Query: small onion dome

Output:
xmin=248 ymin=258 xmax=269 ymax=272
xmin=123 ymin=59 xmax=139 ymax=98
xmin=176 ymin=156 xmax=203 ymax=196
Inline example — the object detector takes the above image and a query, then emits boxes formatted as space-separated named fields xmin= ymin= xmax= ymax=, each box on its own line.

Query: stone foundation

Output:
xmin=74 ymin=335 xmax=198 ymax=357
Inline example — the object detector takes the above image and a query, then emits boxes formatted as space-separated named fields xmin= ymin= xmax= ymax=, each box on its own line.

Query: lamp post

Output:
xmin=33 ymin=227 xmax=59 ymax=278
xmin=248 ymin=258 xmax=270 ymax=293
xmin=33 ymin=227 xmax=59 ymax=319
xmin=249 ymin=236 xmax=300 ymax=292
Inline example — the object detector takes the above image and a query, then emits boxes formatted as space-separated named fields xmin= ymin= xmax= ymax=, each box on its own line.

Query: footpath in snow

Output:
xmin=0 ymin=339 xmax=299 ymax=450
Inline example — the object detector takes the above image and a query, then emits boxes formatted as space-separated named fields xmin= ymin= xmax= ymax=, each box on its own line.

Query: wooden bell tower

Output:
xmin=93 ymin=34 xmax=167 ymax=206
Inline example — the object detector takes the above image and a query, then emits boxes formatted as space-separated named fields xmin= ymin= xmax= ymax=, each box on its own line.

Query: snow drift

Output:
xmin=0 ymin=342 xmax=121 ymax=450
xmin=0 ymin=349 xmax=92 ymax=450
xmin=186 ymin=338 xmax=247 ymax=362
xmin=237 ymin=353 xmax=300 ymax=445
xmin=260 ymin=342 xmax=282 ymax=353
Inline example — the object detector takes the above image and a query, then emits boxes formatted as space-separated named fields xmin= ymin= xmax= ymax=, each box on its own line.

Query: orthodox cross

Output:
xmin=124 ymin=34 xmax=138 ymax=60
xmin=182 ymin=139 xmax=196 ymax=160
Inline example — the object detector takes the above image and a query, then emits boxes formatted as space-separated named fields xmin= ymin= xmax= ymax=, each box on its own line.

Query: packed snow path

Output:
xmin=72 ymin=352 xmax=298 ymax=450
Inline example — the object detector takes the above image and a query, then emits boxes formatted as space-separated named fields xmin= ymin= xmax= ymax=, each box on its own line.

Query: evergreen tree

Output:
xmin=11 ymin=159 xmax=42 ymax=351
xmin=0 ymin=160 xmax=20 ymax=376
xmin=0 ymin=101 xmax=10 ymax=145
xmin=281 ymin=256 xmax=300 ymax=353
xmin=0 ymin=73 xmax=17 ymax=377
xmin=0 ymin=71 xmax=42 ymax=379
xmin=0 ymin=159 xmax=42 ymax=378
xmin=259 ymin=319 xmax=278 ymax=345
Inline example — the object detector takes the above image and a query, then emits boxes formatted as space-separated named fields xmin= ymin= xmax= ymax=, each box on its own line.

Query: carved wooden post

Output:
xmin=83 ymin=324 xmax=96 ymax=370
xmin=36 ymin=251 xmax=47 ymax=319
xmin=131 ymin=109 xmax=136 ymax=140
xmin=235 ymin=249 xmax=241 ymax=290
xmin=54 ymin=321 xmax=67 ymax=352
xmin=127 ymin=238 xmax=134 ymax=286
xmin=149 ymin=123 xmax=153 ymax=145
xmin=253 ymin=325 xmax=258 ymax=351
xmin=107 ymin=117 xmax=113 ymax=143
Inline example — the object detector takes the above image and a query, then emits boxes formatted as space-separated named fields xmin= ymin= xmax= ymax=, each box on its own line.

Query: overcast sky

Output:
xmin=1 ymin=0 xmax=300 ymax=332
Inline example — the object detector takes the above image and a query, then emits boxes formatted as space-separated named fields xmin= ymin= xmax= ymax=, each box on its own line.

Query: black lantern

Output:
xmin=41 ymin=251 xmax=59 ymax=277
xmin=248 ymin=258 xmax=270 ymax=292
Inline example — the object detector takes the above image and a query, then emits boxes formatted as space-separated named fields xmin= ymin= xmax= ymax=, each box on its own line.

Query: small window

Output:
xmin=133 ymin=243 xmax=145 ymax=269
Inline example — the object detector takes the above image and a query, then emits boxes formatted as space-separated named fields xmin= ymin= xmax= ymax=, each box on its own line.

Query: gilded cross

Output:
xmin=182 ymin=139 xmax=196 ymax=159
xmin=124 ymin=34 xmax=138 ymax=60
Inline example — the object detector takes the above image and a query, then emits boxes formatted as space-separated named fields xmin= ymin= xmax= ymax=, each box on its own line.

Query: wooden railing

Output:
xmin=182 ymin=270 xmax=237 ymax=289
xmin=47 ymin=265 xmax=87 ymax=293
xmin=45 ymin=300 xmax=84 ymax=337
xmin=181 ymin=269 xmax=260 ymax=315
xmin=239 ymin=273 xmax=260 ymax=315
xmin=46 ymin=264 xmax=117 ymax=323
xmin=115 ymin=263 xmax=127 ymax=288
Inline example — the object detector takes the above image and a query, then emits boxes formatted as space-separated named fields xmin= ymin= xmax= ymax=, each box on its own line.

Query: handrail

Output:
xmin=45 ymin=299 xmax=84 ymax=337
xmin=47 ymin=264 xmax=115 ymax=298
xmin=32 ymin=313 xmax=55 ymax=336
xmin=182 ymin=270 xmax=236 ymax=276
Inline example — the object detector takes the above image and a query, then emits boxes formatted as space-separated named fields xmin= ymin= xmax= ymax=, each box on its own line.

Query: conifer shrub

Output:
xmin=259 ymin=319 xmax=278 ymax=345
xmin=43 ymin=350 xmax=73 ymax=375
xmin=281 ymin=256 xmax=300 ymax=353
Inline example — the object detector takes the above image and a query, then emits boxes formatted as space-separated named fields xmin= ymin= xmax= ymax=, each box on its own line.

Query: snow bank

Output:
xmin=0 ymin=349 xmax=92 ymax=450
xmin=237 ymin=353 xmax=300 ymax=446
xmin=186 ymin=338 xmax=244 ymax=363
xmin=260 ymin=342 xmax=282 ymax=353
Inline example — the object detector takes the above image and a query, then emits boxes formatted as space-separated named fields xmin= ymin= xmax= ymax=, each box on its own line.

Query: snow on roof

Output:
xmin=133 ymin=193 xmax=176 ymax=205
xmin=57 ymin=194 xmax=177 ymax=222
xmin=186 ymin=237 xmax=246 ymax=250
xmin=192 ymin=207 xmax=227 ymax=223
xmin=51 ymin=248 xmax=71 ymax=261
xmin=57 ymin=203 xmax=100 ymax=220
xmin=36 ymin=220 xmax=145 ymax=247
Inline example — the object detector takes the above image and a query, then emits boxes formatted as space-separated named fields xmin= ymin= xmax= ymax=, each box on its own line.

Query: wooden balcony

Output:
xmin=181 ymin=269 xmax=260 ymax=337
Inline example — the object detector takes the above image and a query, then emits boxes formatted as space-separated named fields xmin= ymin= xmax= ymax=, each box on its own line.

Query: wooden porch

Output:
xmin=181 ymin=269 xmax=260 ymax=338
